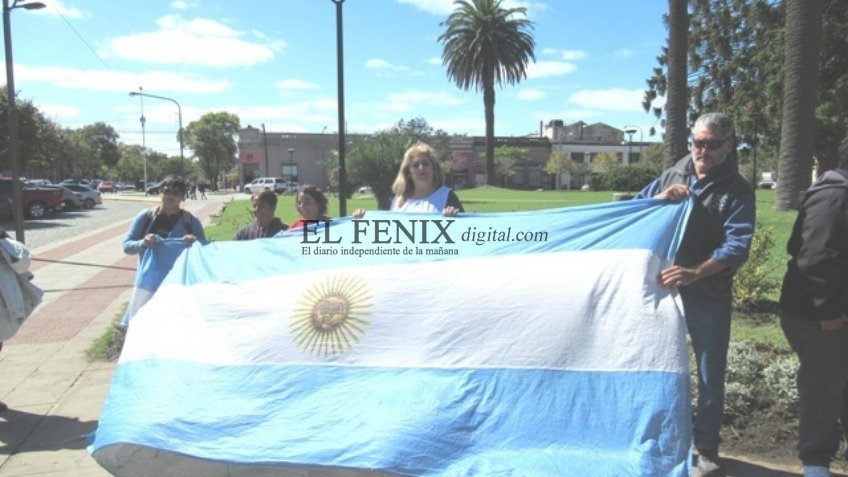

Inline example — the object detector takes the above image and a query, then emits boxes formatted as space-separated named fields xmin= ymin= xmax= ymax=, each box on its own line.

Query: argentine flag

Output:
xmin=92 ymin=198 xmax=693 ymax=476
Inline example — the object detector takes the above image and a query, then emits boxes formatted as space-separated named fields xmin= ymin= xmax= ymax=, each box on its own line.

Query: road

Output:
xmin=0 ymin=200 xmax=148 ymax=251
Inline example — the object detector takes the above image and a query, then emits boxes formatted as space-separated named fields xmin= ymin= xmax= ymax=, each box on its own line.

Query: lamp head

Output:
xmin=20 ymin=2 xmax=46 ymax=10
xmin=129 ymin=91 xmax=139 ymax=97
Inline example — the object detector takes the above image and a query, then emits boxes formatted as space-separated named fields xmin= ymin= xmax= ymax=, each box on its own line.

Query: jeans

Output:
xmin=781 ymin=311 xmax=848 ymax=467
xmin=681 ymin=291 xmax=732 ymax=452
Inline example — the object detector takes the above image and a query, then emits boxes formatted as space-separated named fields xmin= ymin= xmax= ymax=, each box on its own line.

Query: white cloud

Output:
xmin=396 ymin=0 xmax=542 ymax=18
xmin=613 ymin=49 xmax=635 ymax=59
xmin=275 ymin=79 xmax=320 ymax=91
xmin=365 ymin=58 xmax=414 ymax=73
xmin=568 ymin=88 xmax=645 ymax=112
xmin=383 ymin=90 xmax=464 ymax=112
xmin=36 ymin=0 xmax=84 ymax=18
xmin=36 ymin=103 xmax=81 ymax=120
xmin=107 ymin=15 xmax=281 ymax=68
xmin=542 ymin=48 xmax=587 ymax=61
xmin=365 ymin=58 xmax=421 ymax=77
xmin=517 ymin=89 xmax=546 ymax=101
xmin=426 ymin=57 xmax=442 ymax=66
xmin=395 ymin=0 xmax=456 ymax=15
xmin=170 ymin=0 xmax=199 ymax=10
xmin=526 ymin=60 xmax=576 ymax=79
xmin=17 ymin=64 xmax=231 ymax=93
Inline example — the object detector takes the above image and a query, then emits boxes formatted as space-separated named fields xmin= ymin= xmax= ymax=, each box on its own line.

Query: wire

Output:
xmin=48 ymin=3 xmax=114 ymax=70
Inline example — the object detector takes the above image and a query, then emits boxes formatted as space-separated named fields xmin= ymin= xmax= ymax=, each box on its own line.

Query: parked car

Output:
xmin=0 ymin=177 xmax=64 ymax=219
xmin=61 ymin=178 xmax=91 ymax=186
xmin=59 ymin=186 xmax=84 ymax=210
xmin=97 ymin=181 xmax=117 ymax=193
xmin=62 ymin=183 xmax=102 ymax=209
xmin=244 ymin=177 xmax=287 ymax=194
xmin=757 ymin=180 xmax=776 ymax=189
xmin=282 ymin=182 xmax=300 ymax=195
xmin=26 ymin=178 xmax=53 ymax=187
xmin=357 ymin=186 xmax=372 ymax=195
xmin=146 ymin=180 xmax=165 ymax=195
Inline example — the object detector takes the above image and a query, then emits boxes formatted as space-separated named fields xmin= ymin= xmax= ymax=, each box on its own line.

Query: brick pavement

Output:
xmin=0 ymin=193 xmax=231 ymax=476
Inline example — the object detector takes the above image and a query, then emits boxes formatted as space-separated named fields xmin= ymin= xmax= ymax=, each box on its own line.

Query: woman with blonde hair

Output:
xmin=391 ymin=142 xmax=463 ymax=216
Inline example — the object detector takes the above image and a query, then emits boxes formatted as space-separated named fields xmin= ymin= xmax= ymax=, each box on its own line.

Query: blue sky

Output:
xmin=6 ymin=0 xmax=668 ymax=156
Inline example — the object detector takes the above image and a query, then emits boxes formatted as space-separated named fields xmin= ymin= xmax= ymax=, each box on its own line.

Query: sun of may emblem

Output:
xmin=291 ymin=275 xmax=373 ymax=357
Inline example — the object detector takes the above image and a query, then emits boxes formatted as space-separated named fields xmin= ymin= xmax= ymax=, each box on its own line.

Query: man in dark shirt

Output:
xmin=637 ymin=112 xmax=755 ymax=475
xmin=234 ymin=191 xmax=287 ymax=240
xmin=779 ymin=135 xmax=848 ymax=477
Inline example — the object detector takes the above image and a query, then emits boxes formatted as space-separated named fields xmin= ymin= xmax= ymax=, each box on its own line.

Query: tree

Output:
xmin=347 ymin=134 xmax=406 ymax=210
xmin=776 ymin=0 xmax=824 ymax=210
xmin=544 ymin=151 xmax=591 ymax=189
xmin=346 ymin=118 xmax=452 ymax=210
xmin=184 ymin=112 xmax=240 ymax=188
xmin=643 ymin=1 xmax=784 ymax=162
xmin=493 ymin=146 xmax=519 ymax=186
xmin=663 ymin=0 xmax=689 ymax=168
xmin=592 ymin=152 xmax=621 ymax=173
xmin=439 ymin=0 xmax=535 ymax=186
xmin=77 ymin=122 xmax=121 ymax=167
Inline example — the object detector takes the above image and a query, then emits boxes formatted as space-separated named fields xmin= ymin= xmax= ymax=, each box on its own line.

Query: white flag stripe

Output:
xmin=121 ymin=249 xmax=686 ymax=373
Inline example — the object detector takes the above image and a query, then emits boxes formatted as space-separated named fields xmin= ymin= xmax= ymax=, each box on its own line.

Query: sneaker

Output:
xmin=803 ymin=466 xmax=831 ymax=477
xmin=696 ymin=449 xmax=722 ymax=476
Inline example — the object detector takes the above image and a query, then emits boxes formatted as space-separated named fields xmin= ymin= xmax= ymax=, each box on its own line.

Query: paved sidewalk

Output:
xmin=0 ymin=193 xmax=235 ymax=476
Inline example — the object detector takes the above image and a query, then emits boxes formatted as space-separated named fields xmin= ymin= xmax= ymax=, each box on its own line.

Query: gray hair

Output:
xmin=692 ymin=112 xmax=735 ymax=139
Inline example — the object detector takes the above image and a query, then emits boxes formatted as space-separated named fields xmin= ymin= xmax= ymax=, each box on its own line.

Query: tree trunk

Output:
xmin=664 ymin=0 xmax=689 ymax=169
xmin=484 ymin=82 xmax=496 ymax=186
xmin=776 ymin=0 xmax=823 ymax=211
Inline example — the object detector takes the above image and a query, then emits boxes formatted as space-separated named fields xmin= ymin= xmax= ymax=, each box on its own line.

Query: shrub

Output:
xmin=689 ymin=340 xmax=800 ymax=455
xmin=733 ymin=221 xmax=778 ymax=308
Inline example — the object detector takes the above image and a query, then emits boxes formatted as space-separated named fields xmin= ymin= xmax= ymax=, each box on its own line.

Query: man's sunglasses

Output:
xmin=691 ymin=138 xmax=730 ymax=151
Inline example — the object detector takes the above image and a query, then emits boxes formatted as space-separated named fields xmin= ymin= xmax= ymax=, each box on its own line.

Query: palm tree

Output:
xmin=664 ymin=0 xmax=689 ymax=169
xmin=439 ymin=0 xmax=535 ymax=186
xmin=776 ymin=0 xmax=824 ymax=210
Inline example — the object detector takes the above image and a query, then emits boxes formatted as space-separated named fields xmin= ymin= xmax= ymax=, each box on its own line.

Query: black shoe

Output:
xmin=696 ymin=449 xmax=722 ymax=476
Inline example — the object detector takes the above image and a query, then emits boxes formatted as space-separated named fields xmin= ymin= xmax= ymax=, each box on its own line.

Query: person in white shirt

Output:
xmin=390 ymin=142 xmax=463 ymax=216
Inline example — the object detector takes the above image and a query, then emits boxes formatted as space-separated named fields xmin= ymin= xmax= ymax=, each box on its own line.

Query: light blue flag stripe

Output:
xmin=173 ymin=198 xmax=690 ymax=285
xmin=94 ymin=362 xmax=690 ymax=476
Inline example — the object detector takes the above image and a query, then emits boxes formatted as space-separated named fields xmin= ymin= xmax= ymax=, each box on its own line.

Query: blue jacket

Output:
xmin=122 ymin=207 xmax=206 ymax=257
xmin=637 ymin=154 xmax=756 ymax=299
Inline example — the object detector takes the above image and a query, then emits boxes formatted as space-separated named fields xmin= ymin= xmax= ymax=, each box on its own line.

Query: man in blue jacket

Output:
xmin=780 ymin=135 xmax=848 ymax=477
xmin=637 ymin=112 xmax=756 ymax=475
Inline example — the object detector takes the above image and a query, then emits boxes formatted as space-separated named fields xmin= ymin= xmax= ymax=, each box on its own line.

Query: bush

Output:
xmin=733 ymin=221 xmax=779 ymax=308
xmin=691 ymin=340 xmax=801 ymax=456
xmin=588 ymin=163 xmax=659 ymax=192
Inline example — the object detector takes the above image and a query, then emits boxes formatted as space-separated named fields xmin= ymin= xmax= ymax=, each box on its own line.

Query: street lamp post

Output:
xmin=3 ymin=0 xmax=45 ymax=243
xmin=261 ymin=123 xmax=269 ymax=177
xmin=287 ymin=148 xmax=295 ymax=181
xmin=332 ymin=0 xmax=347 ymax=216
xmin=133 ymin=87 xmax=148 ymax=189
xmin=128 ymin=90 xmax=184 ymax=165
xmin=623 ymin=126 xmax=639 ymax=195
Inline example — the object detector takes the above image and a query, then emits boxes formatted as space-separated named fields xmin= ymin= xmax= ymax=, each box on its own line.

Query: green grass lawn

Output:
xmin=205 ymin=186 xmax=797 ymax=348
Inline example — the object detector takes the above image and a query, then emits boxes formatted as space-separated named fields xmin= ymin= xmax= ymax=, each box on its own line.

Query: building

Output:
xmin=448 ymin=136 xmax=552 ymax=189
xmin=237 ymin=126 xmax=366 ymax=190
xmin=542 ymin=119 xmax=648 ymax=189
xmin=237 ymin=120 xmax=649 ymax=193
